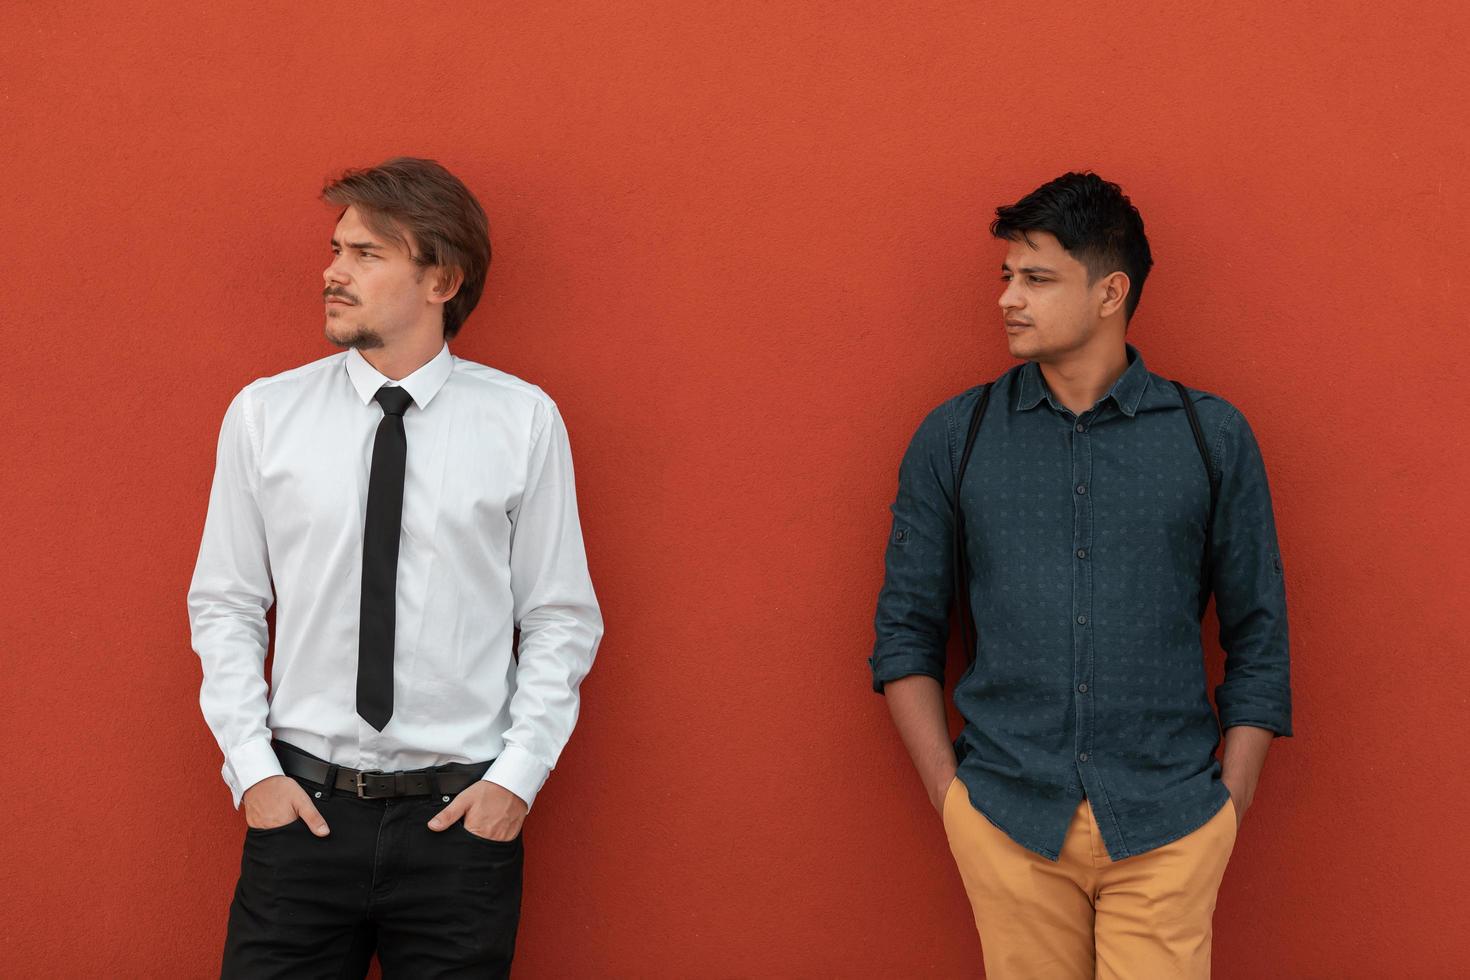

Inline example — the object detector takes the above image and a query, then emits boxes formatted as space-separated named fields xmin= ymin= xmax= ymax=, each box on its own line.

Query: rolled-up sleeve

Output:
xmin=870 ymin=401 xmax=958 ymax=693
xmin=1209 ymin=406 xmax=1294 ymax=737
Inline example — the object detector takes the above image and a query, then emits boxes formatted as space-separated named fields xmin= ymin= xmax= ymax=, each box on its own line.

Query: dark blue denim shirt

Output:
xmin=870 ymin=343 xmax=1292 ymax=861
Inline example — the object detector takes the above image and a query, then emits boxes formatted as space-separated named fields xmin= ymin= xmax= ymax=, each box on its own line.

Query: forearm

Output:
xmin=188 ymin=386 xmax=282 ymax=805
xmin=1221 ymin=724 xmax=1274 ymax=807
xmin=486 ymin=601 xmax=602 ymax=809
xmin=188 ymin=539 xmax=278 ymax=803
xmin=884 ymin=675 xmax=957 ymax=800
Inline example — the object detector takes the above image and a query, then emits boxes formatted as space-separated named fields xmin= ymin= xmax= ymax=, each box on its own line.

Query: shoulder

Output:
xmin=905 ymin=362 xmax=1021 ymax=461
xmin=241 ymin=351 xmax=345 ymax=399
xmin=447 ymin=354 xmax=563 ymax=432
xmin=450 ymin=354 xmax=557 ymax=405
xmin=1156 ymin=375 xmax=1262 ymax=464
xmin=229 ymin=352 xmax=347 ymax=421
xmin=224 ymin=352 xmax=346 ymax=423
xmin=930 ymin=362 xmax=1022 ymax=430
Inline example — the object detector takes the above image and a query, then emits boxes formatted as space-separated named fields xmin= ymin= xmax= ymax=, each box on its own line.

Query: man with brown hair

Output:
xmin=188 ymin=157 xmax=603 ymax=977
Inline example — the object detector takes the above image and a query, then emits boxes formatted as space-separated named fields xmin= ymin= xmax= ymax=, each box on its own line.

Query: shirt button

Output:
xmin=1076 ymin=548 xmax=1087 ymax=559
xmin=1078 ymin=683 xmax=1088 ymax=693
xmin=1078 ymin=753 xmax=1089 ymax=762
xmin=1076 ymin=484 xmax=1087 ymax=494
xmin=1077 ymin=615 xmax=1087 ymax=624
xmin=1075 ymin=423 xmax=1085 ymax=432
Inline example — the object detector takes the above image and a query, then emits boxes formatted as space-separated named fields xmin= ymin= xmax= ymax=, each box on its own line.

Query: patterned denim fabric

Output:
xmin=870 ymin=343 xmax=1292 ymax=861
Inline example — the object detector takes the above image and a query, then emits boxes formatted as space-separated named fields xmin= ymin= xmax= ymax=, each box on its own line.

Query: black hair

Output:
xmin=990 ymin=171 xmax=1153 ymax=323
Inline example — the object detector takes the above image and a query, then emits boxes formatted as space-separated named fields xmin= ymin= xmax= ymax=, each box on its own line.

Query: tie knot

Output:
xmin=374 ymin=385 xmax=414 ymax=417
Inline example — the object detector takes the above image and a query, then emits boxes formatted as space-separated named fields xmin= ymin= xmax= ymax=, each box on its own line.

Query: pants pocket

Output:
xmin=456 ymin=820 xmax=524 ymax=847
xmin=245 ymin=817 xmax=302 ymax=837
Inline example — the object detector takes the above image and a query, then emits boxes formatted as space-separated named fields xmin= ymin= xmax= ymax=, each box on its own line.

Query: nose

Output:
xmin=324 ymin=255 xmax=350 ymax=288
xmin=999 ymin=277 xmax=1024 ymax=314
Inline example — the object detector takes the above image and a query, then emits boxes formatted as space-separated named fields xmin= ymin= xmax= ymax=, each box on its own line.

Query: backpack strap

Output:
xmin=951 ymin=378 xmax=1219 ymax=668
xmin=1169 ymin=380 xmax=1220 ymax=619
xmin=952 ymin=384 xmax=992 ymax=664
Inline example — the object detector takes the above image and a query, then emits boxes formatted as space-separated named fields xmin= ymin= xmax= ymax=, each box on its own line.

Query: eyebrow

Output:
xmin=330 ymin=238 xmax=385 ymax=251
xmin=1001 ymin=263 xmax=1060 ymax=275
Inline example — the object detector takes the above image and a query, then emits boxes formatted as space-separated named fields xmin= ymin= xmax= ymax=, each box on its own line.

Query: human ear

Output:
xmin=1098 ymin=271 xmax=1130 ymax=318
xmin=429 ymin=268 xmax=464 ymax=304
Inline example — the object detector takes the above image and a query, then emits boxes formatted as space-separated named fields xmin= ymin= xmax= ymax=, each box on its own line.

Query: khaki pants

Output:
xmin=942 ymin=777 xmax=1238 ymax=978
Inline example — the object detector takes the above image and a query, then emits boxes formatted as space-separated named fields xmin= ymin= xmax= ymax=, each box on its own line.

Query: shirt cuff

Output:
xmin=1222 ymin=715 xmax=1294 ymax=738
xmin=224 ymin=737 xmax=284 ymax=808
xmin=869 ymin=653 xmax=945 ymax=693
xmin=483 ymin=745 xmax=551 ymax=811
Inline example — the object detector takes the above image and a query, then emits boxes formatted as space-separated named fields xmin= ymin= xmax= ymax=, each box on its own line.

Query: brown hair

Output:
xmin=321 ymin=157 xmax=491 ymax=340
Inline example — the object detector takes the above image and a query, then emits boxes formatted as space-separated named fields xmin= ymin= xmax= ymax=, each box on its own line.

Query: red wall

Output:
xmin=3 ymin=2 xmax=1466 ymax=975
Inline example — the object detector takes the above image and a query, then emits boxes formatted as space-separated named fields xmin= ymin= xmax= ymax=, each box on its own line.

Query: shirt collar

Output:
xmin=1015 ymin=342 xmax=1151 ymax=418
xmin=344 ymin=342 xmax=454 ymax=410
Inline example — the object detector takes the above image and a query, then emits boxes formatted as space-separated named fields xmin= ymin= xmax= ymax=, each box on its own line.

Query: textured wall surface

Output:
xmin=2 ymin=1 xmax=1466 ymax=976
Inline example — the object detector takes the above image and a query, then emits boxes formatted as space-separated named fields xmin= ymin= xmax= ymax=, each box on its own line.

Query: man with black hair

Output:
xmin=870 ymin=171 xmax=1291 ymax=977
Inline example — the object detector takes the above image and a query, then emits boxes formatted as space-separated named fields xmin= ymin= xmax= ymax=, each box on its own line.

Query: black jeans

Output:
xmin=219 ymin=758 xmax=523 ymax=978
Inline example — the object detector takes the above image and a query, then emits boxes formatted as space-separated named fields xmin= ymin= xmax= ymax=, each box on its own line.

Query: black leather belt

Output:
xmin=272 ymin=740 xmax=493 ymax=800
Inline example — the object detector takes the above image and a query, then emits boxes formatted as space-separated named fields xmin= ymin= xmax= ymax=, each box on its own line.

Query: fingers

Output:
xmin=428 ymin=795 xmax=468 ymax=832
xmin=464 ymin=812 xmax=525 ymax=842
xmin=292 ymin=787 xmax=330 ymax=837
xmin=480 ymin=816 xmax=525 ymax=842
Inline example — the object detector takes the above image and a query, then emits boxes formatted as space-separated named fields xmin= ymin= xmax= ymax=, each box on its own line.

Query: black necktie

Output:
xmin=357 ymin=385 xmax=414 ymax=731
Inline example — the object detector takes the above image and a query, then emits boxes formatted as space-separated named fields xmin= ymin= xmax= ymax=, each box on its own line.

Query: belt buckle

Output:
xmin=355 ymin=769 xmax=388 ymax=798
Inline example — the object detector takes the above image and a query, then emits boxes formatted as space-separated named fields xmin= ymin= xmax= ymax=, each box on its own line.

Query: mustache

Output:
xmin=323 ymin=287 xmax=359 ymax=304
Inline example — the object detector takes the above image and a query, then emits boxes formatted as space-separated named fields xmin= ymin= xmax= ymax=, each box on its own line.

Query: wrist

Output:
xmin=930 ymin=766 xmax=958 ymax=801
xmin=1222 ymin=770 xmax=1257 ymax=806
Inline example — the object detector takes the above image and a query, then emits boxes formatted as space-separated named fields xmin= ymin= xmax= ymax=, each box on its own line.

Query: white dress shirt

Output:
xmin=187 ymin=342 xmax=603 ymax=809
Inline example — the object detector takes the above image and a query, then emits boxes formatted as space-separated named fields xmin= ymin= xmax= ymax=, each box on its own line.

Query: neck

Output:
xmin=358 ymin=331 xmax=445 ymax=381
xmin=1036 ymin=335 xmax=1129 ymax=417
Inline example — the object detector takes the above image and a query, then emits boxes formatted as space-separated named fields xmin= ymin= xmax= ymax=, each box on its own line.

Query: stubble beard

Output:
xmin=324 ymin=310 xmax=385 ymax=351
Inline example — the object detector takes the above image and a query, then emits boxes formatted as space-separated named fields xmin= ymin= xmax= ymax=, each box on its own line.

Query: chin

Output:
xmin=326 ymin=322 xmax=384 ymax=351
xmin=1006 ymin=334 xmax=1039 ymax=358
xmin=324 ymin=322 xmax=359 ymax=350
